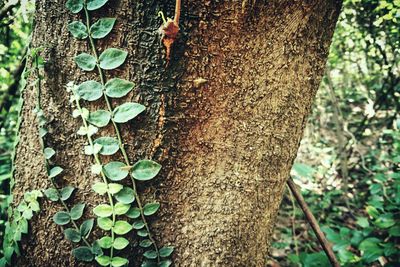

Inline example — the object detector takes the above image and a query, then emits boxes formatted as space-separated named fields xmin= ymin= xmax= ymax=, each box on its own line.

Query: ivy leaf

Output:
xmin=95 ymin=255 xmax=111 ymax=266
xmin=97 ymin=217 xmax=113 ymax=231
xmin=49 ymin=166 xmax=63 ymax=178
xmin=143 ymin=250 xmax=158 ymax=259
xmin=92 ymin=182 xmax=108 ymax=195
xmin=60 ymin=186 xmax=75 ymax=201
xmin=80 ymin=219 xmax=94 ymax=237
xmin=74 ymin=53 xmax=96 ymax=71
xmin=76 ymin=80 xmax=103 ymax=101
xmin=53 ymin=211 xmax=71 ymax=225
xmin=132 ymin=220 xmax=145 ymax=230
xmin=90 ymin=18 xmax=116 ymax=39
xmin=87 ymin=0 xmax=108 ymax=10
xmin=105 ymin=78 xmax=134 ymax=98
xmin=91 ymin=240 xmax=103 ymax=256
xmin=64 ymin=228 xmax=81 ymax=243
xmin=111 ymin=257 xmax=128 ymax=267
xmin=70 ymin=203 xmax=85 ymax=220
xmin=159 ymin=260 xmax=172 ymax=267
xmin=132 ymin=160 xmax=161 ymax=181
xmin=139 ymin=239 xmax=153 ymax=248
xmin=137 ymin=229 xmax=148 ymax=237
xmin=88 ymin=110 xmax=111 ymax=128
xmin=44 ymin=188 xmax=59 ymax=201
xmin=93 ymin=204 xmax=113 ymax=218
xmin=44 ymin=147 xmax=55 ymax=159
xmin=159 ymin=246 xmax=174 ymax=257
xmin=113 ymin=237 xmax=129 ymax=250
xmin=114 ymin=202 xmax=130 ymax=215
xmin=108 ymin=183 xmax=123 ymax=195
xmin=68 ymin=21 xmax=88 ymax=39
xmin=65 ymin=0 xmax=83 ymax=13
xmin=126 ymin=207 xmax=141 ymax=219
xmin=113 ymin=220 xmax=133 ymax=235
xmin=115 ymin=187 xmax=135 ymax=204
xmin=72 ymin=246 xmax=94 ymax=262
xmin=99 ymin=48 xmax=128 ymax=70
xmin=98 ymin=236 xmax=113 ymax=249
xmin=103 ymin=161 xmax=129 ymax=181
xmin=93 ymin=137 xmax=119 ymax=155
xmin=113 ymin=102 xmax=145 ymax=123
xmin=143 ymin=202 xmax=160 ymax=216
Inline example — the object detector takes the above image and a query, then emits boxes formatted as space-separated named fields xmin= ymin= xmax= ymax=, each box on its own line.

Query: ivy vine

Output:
xmin=65 ymin=0 xmax=173 ymax=266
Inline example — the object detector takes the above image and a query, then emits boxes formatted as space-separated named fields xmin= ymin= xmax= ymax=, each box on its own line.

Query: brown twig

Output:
xmin=287 ymin=177 xmax=340 ymax=267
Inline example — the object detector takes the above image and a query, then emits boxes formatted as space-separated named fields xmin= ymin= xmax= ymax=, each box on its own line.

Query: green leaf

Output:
xmin=96 ymin=255 xmax=111 ymax=266
xmin=113 ymin=102 xmax=145 ymax=123
xmin=44 ymin=147 xmax=55 ymax=159
xmin=133 ymin=220 xmax=145 ymax=229
xmin=126 ymin=207 xmax=141 ymax=219
xmin=97 ymin=217 xmax=113 ymax=231
xmin=356 ymin=217 xmax=370 ymax=228
xmin=49 ymin=166 xmax=63 ymax=178
xmin=98 ymin=236 xmax=113 ymax=249
xmin=366 ymin=206 xmax=380 ymax=219
xmin=44 ymin=188 xmax=59 ymax=201
xmin=64 ymin=228 xmax=81 ymax=243
xmin=359 ymin=238 xmax=383 ymax=263
xmin=105 ymin=78 xmax=134 ymax=98
xmin=93 ymin=204 xmax=113 ymax=218
xmin=292 ymin=163 xmax=315 ymax=178
xmin=72 ymin=246 xmax=94 ymax=262
xmin=68 ymin=21 xmax=88 ymax=39
xmin=132 ymin=160 xmax=161 ymax=181
xmin=75 ymin=53 xmax=96 ymax=71
xmin=143 ymin=202 xmax=160 ymax=216
xmin=113 ymin=237 xmax=129 ymax=250
xmin=137 ymin=229 xmax=148 ymax=237
xmin=114 ymin=202 xmax=130 ymax=215
xmin=76 ymin=80 xmax=103 ymax=101
xmin=88 ymin=110 xmax=111 ymax=127
xmin=70 ymin=203 xmax=85 ymax=220
xmin=53 ymin=211 xmax=71 ymax=225
xmin=159 ymin=246 xmax=174 ymax=257
xmin=103 ymin=161 xmax=129 ymax=181
xmin=159 ymin=260 xmax=172 ymax=267
xmin=389 ymin=225 xmax=400 ymax=237
xmin=65 ymin=0 xmax=83 ymax=13
xmin=111 ymin=257 xmax=128 ymax=267
xmin=87 ymin=0 xmax=108 ymax=10
xmin=143 ymin=250 xmax=158 ymax=259
xmin=139 ymin=239 xmax=152 ymax=248
xmin=113 ymin=220 xmax=133 ymax=235
xmin=108 ymin=183 xmax=123 ymax=195
xmin=60 ymin=186 xmax=75 ymax=201
xmin=99 ymin=48 xmax=128 ymax=70
xmin=91 ymin=240 xmax=103 ymax=256
xmin=80 ymin=219 xmax=94 ymax=237
xmin=141 ymin=261 xmax=157 ymax=267
xmin=92 ymin=182 xmax=108 ymax=195
xmin=94 ymin=137 xmax=119 ymax=155
xmin=374 ymin=213 xmax=395 ymax=228
xmin=115 ymin=187 xmax=135 ymax=204
xmin=90 ymin=18 xmax=116 ymax=39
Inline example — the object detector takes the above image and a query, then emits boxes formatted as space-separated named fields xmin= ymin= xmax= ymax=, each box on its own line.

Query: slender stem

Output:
xmin=83 ymin=6 xmax=160 ymax=262
xmin=287 ymin=184 xmax=299 ymax=260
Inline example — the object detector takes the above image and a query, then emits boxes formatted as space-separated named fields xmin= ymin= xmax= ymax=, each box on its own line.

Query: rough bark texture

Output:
xmin=13 ymin=0 xmax=342 ymax=266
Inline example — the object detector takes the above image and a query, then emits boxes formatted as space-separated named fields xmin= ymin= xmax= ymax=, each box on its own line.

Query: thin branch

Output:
xmin=287 ymin=177 xmax=340 ymax=267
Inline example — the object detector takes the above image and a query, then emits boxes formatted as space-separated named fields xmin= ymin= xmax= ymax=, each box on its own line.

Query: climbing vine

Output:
xmin=65 ymin=0 xmax=173 ymax=266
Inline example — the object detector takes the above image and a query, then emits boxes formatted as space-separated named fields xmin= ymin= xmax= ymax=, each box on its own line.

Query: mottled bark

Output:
xmin=13 ymin=0 xmax=342 ymax=266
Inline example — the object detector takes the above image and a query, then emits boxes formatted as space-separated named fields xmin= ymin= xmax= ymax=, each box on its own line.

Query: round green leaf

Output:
xmin=108 ymin=183 xmax=123 ymax=195
xmin=80 ymin=219 xmax=94 ymax=237
xmin=93 ymin=204 xmax=113 ymax=218
xmin=87 ymin=0 xmax=108 ymax=10
xmin=143 ymin=202 xmax=160 ymax=216
xmin=75 ymin=53 xmax=96 ymax=71
xmin=88 ymin=110 xmax=111 ymax=128
xmin=126 ymin=207 xmax=140 ymax=219
xmin=98 ymin=236 xmax=113 ymax=249
xmin=132 ymin=220 xmax=145 ymax=230
xmin=72 ymin=246 xmax=94 ymax=262
xmin=115 ymin=187 xmax=135 ymax=204
xmin=49 ymin=166 xmax=63 ymax=178
xmin=103 ymin=161 xmax=129 ymax=181
xmin=65 ymin=0 xmax=83 ymax=13
xmin=90 ymin=18 xmax=116 ymax=39
xmin=159 ymin=260 xmax=172 ymax=267
xmin=60 ymin=186 xmax=75 ymax=201
xmin=68 ymin=21 xmax=88 ymax=39
xmin=113 ymin=102 xmax=145 ymax=123
xmin=159 ymin=246 xmax=174 ymax=257
xmin=132 ymin=160 xmax=161 ymax=181
xmin=53 ymin=211 xmax=71 ymax=225
xmin=44 ymin=188 xmax=59 ymax=201
xmin=143 ymin=250 xmax=158 ymax=259
xmin=111 ymin=257 xmax=128 ymax=267
xmin=113 ymin=220 xmax=133 ymax=235
xmin=114 ymin=202 xmax=130 ymax=215
xmin=70 ymin=203 xmax=85 ymax=220
xmin=139 ymin=239 xmax=152 ymax=248
xmin=113 ymin=237 xmax=129 ymax=250
xmin=97 ymin=217 xmax=113 ymax=231
xmin=99 ymin=48 xmax=128 ymax=70
xmin=92 ymin=182 xmax=108 ymax=195
xmin=64 ymin=228 xmax=81 ymax=243
xmin=105 ymin=78 xmax=134 ymax=98
xmin=96 ymin=255 xmax=111 ymax=266
xmin=137 ymin=229 xmax=148 ymax=237
xmin=93 ymin=137 xmax=119 ymax=155
xmin=76 ymin=80 xmax=103 ymax=101
xmin=44 ymin=147 xmax=55 ymax=159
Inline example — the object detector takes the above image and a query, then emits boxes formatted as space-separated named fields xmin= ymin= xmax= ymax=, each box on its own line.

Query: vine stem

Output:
xmin=83 ymin=6 xmax=160 ymax=262
xmin=34 ymin=54 xmax=91 ymax=247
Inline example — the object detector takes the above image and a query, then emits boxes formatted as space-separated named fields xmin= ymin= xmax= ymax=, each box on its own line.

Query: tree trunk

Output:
xmin=13 ymin=0 xmax=341 ymax=266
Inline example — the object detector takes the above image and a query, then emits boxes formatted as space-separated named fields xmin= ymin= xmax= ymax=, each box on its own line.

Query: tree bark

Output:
xmin=13 ymin=0 xmax=342 ymax=266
